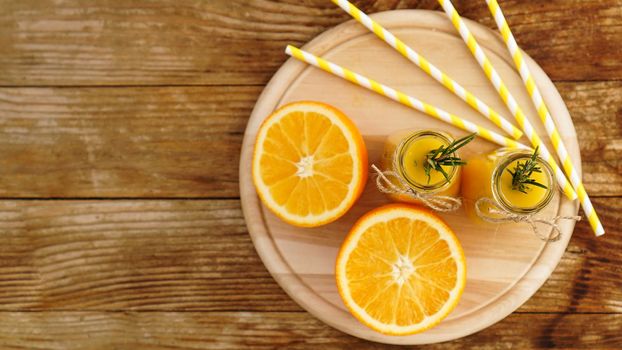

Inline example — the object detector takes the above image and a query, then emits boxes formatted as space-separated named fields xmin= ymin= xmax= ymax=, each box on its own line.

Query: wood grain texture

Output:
xmin=0 ymin=200 xmax=298 ymax=312
xmin=455 ymin=0 xmax=622 ymax=82
xmin=0 ymin=0 xmax=620 ymax=86
xmin=0 ymin=198 xmax=617 ymax=314
xmin=557 ymin=81 xmax=622 ymax=196
xmin=0 ymin=81 xmax=619 ymax=198
xmin=0 ymin=0 xmax=619 ymax=348
xmin=0 ymin=311 xmax=619 ymax=350
xmin=520 ymin=196 xmax=622 ymax=313
xmin=239 ymin=11 xmax=581 ymax=343
xmin=0 ymin=86 xmax=259 ymax=197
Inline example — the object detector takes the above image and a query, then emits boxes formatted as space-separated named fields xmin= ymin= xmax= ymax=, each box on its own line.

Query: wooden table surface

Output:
xmin=0 ymin=1 xmax=620 ymax=349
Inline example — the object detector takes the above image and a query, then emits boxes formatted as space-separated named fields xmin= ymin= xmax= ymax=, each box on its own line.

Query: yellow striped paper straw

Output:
xmin=331 ymin=0 xmax=523 ymax=140
xmin=285 ymin=45 xmax=527 ymax=150
xmin=437 ymin=0 xmax=577 ymax=201
xmin=486 ymin=0 xmax=603 ymax=236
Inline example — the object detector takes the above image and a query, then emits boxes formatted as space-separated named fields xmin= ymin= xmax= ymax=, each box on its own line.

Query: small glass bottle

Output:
xmin=381 ymin=130 xmax=462 ymax=204
xmin=461 ymin=149 xmax=555 ymax=220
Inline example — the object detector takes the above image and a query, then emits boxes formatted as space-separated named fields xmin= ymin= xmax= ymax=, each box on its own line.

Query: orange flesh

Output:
xmin=344 ymin=216 xmax=458 ymax=325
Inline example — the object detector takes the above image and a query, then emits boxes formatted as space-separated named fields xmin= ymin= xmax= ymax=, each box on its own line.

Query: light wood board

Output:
xmin=239 ymin=10 xmax=580 ymax=345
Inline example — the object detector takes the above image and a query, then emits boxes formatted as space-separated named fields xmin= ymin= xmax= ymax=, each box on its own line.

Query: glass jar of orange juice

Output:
xmin=380 ymin=130 xmax=464 ymax=205
xmin=461 ymin=148 xmax=555 ymax=220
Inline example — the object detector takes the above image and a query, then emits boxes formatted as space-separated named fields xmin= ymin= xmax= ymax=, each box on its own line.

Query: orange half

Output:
xmin=336 ymin=204 xmax=466 ymax=335
xmin=252 ymin=101 xmax=368 ymax=227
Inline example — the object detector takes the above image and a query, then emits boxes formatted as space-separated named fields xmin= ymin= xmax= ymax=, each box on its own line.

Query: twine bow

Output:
xmin=475 ymin=197 xmax=581 ymax=242
xmin=371 ymin=164 xmax=461 ymax=212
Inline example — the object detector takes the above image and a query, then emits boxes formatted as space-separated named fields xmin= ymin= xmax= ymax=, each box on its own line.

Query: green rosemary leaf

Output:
xmin=422 ymin=133 xmax=476 ymax=184
xmin=506 ymin=146 xmax=549 ymax=193
xmin=524 ymin=179 xmax=548 ymax=190
xmin=426 ymin=158 xmax=436 ymax=169
xmin=437 ymin=165 xmax=451 ymax=183
xmin=451 ymin=133 xmax=476 ymax=151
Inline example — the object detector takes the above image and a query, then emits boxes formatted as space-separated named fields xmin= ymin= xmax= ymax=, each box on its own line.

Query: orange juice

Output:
xmin=461 ymin=152 xmax=496 ymax=220
xmin=462 ymin=149 xmax=555 ymax=220
xmin=382 ymin=130 xmax=461 ymax=204
xmin=497 ymin=158 xmax=550 ymax=209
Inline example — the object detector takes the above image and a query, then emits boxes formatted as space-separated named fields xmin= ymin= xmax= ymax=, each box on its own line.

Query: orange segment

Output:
xmin=336 ymin=204 xmax=466 ymax=335
xmin=252 ymin=101 xmax=368 ymax=227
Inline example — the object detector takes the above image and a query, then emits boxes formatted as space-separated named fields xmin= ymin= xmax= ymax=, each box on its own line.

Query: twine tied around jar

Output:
xmin=371 ymin=164 xmax=462 ymax=212
xmin=474 ymin=197 xmax=581 ymax=242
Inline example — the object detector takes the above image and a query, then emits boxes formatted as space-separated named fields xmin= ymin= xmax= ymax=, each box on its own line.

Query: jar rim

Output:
xmin=394 ymin=130 xmax=458 ymax=194
xmin=491 ymin=150 xmax=556 ymax=214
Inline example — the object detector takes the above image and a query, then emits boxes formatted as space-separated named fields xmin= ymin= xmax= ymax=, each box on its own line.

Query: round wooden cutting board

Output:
xmin=239 ymin=10 xmax=580 ymax=345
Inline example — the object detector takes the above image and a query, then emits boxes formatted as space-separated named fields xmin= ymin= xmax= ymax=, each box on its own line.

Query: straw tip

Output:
xmin=284 ymin=45 xmax=294 ymax=54
xmin=595 ymin=228 xmax=605 ymax=237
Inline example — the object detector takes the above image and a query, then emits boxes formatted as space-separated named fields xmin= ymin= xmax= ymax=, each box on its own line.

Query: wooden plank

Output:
xmin=0 ymin=199 xmax=618 ymax=313
xmin=0 ymin=82 xmax=622 ymax=198
xmin=0 ymin=0 xmax=620 ymax=86
xmin=456 ymin=0 xmax=622 ymax=82
xmin=0 ymin=86 xmax=261 ymax=198
xmin=557 ymin=81 xmax=622 ymax=197
xmin=0 ymin=81 xmax=619 ymax=198
xmin=0 ymin=199 xmax=298 ymax=312
xmin=0 ymin=311 xmax=619 ymax=349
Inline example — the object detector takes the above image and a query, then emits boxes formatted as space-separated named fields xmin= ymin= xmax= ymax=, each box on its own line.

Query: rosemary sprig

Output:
xmin=423 ymin=133 xmax=476 ymax=184
xmin=506 ymin=146 xmax=548 ymax=194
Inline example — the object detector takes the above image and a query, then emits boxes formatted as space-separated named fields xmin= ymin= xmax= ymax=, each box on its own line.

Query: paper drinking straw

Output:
xmin=485 ymin=0 xmax=603 ymax=236
xmin=285 ymin=45 xmax=527 ymax=150
xmin=331 ymin=0 xmax=523 ymax=140
xmin=437 ymin=0 xmax=577 ymax=201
